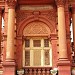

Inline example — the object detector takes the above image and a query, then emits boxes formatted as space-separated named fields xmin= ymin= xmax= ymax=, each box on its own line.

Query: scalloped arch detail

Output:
xmin=17 ymin=16 xmax=55 ymax=36
xmin=23 ymin=21 xmax=51 ymax=36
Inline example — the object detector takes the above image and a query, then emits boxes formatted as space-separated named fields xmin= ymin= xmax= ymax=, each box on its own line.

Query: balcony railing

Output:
xmin=23 ymin=66 xmax=52 ymax=75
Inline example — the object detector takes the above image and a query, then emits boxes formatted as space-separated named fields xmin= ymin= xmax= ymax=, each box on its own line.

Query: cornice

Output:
xmin=18 ymin=0 xmax=54 ymax=5
xmin=50 ymin=34 xmax=57 ymax=40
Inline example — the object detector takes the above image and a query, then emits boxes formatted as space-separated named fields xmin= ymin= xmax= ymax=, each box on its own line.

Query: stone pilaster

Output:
xmin=3 ymin=1 xmax=16 ymax=75
xmin=0 ymin=9 xmax=2 ymax=63
xmin=57 ymin=0 xmax=68 ymax=59
xmin=72 ymin=4 xmax=75 ymax=63
xmin=56 ymin=0 xmax=71 ymax=75
xmin=6 ymin=1 xmax=16 ymax=61
xmin=50 ymin=34 xmax=58 ymax=67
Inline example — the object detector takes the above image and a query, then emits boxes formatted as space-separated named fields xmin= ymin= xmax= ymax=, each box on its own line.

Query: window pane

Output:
xmin=25 ymin=39 xmax=30 ymax=47
xmin=34 ymin=50 xmax=41 ymax=66
xmin=25 ymin=51 xmax=30 ymax=66
xmin=44 ymin=39 xmax=49 ymax=47
xmin=33 ymin=40 xmax=41 ymax=47
xmin=45 ymin=50 xmax=50 ymax=65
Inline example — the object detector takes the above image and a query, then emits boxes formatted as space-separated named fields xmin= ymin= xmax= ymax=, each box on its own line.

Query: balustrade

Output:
xmin=22 ymin=67 xmax=52 ymax=75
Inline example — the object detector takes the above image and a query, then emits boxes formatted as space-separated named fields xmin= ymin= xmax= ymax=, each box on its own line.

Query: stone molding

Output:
xmin=16 ymin=9 xmax=56 ymax=36
xmin=17 ymin=15 xmax=56 ymax=35
xmin=16 ymin=36 xmax=22 ymax=40
xmin=20 ymin=5 xmax=53 ymax=10
xmin=23 ymin=21 xmax=51 ymax=36
xmin=57 ymin=58 xmax=71 ymax=66
xmin=16 ymin=10 xmax=56 ymax=24
xmin=50 ymin=34 xmax=57 ymax=40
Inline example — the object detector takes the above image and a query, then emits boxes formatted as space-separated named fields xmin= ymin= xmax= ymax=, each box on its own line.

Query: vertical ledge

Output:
xmin=72 ymin=4 xmax=75 ymax=63
xmin=3 ymin=1 xmax=17 ymax=75
xmin=56 ymin=0 xmax=71 ymax=75
xmin=0 ymin=8 xmax=2 ymax=63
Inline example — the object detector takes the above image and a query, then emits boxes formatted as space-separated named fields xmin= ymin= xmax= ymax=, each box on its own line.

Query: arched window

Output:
xmin=23 ymin=37 xmax=52 ymax=67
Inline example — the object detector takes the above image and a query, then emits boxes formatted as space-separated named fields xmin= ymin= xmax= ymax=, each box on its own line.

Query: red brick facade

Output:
xmin=0 ymin=0 xmax=75 ymax=75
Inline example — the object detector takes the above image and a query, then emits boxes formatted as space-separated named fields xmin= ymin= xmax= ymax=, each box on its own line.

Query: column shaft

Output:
xmin=58 ymin=6 xmax=68 ymax=59
xmin=0 ymin=9 xmax=2 ymax=62
xmin=57 ymin=1 xmax=71 ymax=75
xmin=72 ymin=7 xmax=75 ymax=61
xmin=6 ymin=7 xmax=15 ymax=60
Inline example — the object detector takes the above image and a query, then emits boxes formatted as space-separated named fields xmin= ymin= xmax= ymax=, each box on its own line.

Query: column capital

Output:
xmin=6 ymin=0 xmax=17 ymax=9
xmin=56 ymin=0 xmax=65 ymax=7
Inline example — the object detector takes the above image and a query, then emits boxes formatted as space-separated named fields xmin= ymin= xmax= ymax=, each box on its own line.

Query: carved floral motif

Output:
xmin=23 ymin=21 xmax=51 ymax=36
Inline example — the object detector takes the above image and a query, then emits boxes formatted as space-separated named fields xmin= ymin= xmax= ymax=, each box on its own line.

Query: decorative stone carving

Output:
xmin=33 ymin=11 xmax=40 ymax=20
xmin=56 ymin=0 xmax=65 ymax=7
xmin=17 ymin=10 xmax=56 ymax=24
xmin=23 ymin=21 xmax=51 ymax=36
xmin=17 ymin=9 xmax=56 ymax=35
xmin=47 ymin=10 xmax=56 ymax=22
xmin=16 ymin=11 xmax=27 ymax=24
xmin=6 ymin=0 xmax=16 ymax=8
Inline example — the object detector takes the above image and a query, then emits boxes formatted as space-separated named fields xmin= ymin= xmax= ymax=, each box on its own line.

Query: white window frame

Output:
xmin=23 ymin=37 xmax=52 ymax=67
